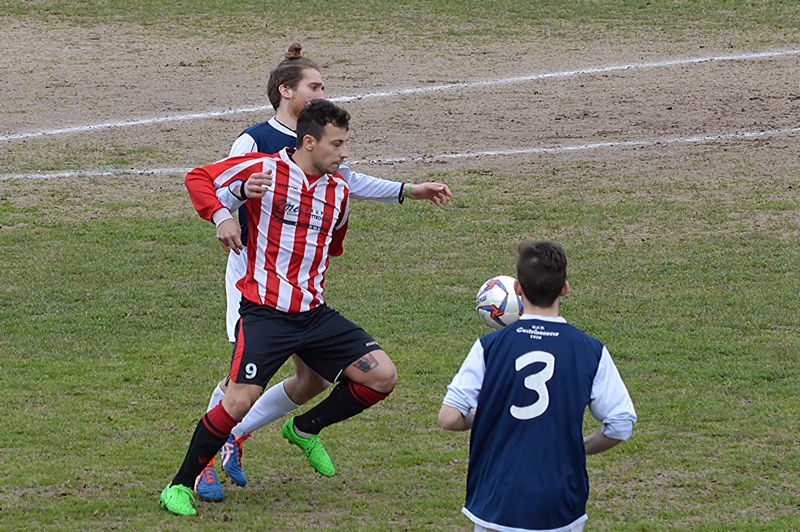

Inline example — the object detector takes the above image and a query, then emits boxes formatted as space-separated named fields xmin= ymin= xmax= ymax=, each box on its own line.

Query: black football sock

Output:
xmin=171 ymin=403 xmax=238 ymax=488
xmin=293 ymin=378 xmax=390 ymax=435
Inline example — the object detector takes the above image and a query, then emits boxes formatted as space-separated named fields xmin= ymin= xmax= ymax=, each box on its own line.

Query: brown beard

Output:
xmin=288 ymin=95 xmax=307 ymax=122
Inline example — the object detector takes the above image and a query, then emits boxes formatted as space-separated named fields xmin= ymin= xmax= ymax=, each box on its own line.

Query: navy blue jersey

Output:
xmin=465 ymin=319 xmax=604 ymax=530
xmin=238 ymin=118 xmax=296 ymax=154
xmin=229 ymin=118 xmax=296 ymax=243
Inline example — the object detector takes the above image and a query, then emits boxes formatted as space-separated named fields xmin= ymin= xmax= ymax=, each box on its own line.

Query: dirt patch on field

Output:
xmin=2 ymin=21 xmax=799 ymax=222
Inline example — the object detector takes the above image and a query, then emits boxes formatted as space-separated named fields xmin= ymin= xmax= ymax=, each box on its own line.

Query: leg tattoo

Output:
xmin=352 ymin=353 xmax=380 ymax=373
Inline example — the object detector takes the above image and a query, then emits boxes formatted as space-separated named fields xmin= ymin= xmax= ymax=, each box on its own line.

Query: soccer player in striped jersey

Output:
xmin=439 ymin=241 xmax=637 ymax=532
xmin=160 ymin=100 xmax=444 ymax=517
xmin=193 ymin=44 xmax=451 ymax=501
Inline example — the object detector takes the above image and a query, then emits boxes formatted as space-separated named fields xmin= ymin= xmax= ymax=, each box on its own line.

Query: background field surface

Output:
xmin=1 ymin=1 xmax=799 ymax=530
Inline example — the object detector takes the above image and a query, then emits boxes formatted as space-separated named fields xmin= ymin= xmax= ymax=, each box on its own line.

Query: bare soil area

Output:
xmin=2 ymin=21 xmax=799 ymax=223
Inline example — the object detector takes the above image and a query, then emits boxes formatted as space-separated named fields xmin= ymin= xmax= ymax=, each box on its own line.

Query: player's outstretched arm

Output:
xmin=409 ymin=182 xmax=452 ymax=206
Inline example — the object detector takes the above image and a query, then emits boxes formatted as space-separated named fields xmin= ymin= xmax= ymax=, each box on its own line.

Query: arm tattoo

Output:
xmin=352 ymin=353 xmax=380 ymax=373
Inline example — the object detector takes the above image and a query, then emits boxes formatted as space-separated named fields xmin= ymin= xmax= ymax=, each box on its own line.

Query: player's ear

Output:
xmin=514 ymin=279 xmax=523 ymax=296
xmin=302 ymin=134 xmax=316 ymax=151
xmin=560 ymin=281 xmax=569 ymax=298
xmin=278 ymin=84 xmax=292 ymax=100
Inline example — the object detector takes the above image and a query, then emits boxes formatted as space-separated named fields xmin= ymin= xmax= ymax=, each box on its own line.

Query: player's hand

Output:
xmin=217 ymin=218 xmax=244 ymax=255
xmin=410 ymin=182 xmax=451 ymax=206
xmin=244 ymin=170 xmax=273 ymax=199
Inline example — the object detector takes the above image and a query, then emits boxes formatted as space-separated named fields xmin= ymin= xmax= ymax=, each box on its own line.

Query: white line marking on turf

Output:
xmin=3 ymin=125 xmax=798 ymax=181
xmin=352 ymin=126 xmax=800 ymax=164
xmin=0 ymin=107 xmax=270 ymax=142
xmin=2 ymin=49 xmax=799 ymax=143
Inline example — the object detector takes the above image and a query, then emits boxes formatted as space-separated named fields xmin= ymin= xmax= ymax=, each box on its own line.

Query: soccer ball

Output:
xmin=475 ymin=275 xmax=522 ymax=329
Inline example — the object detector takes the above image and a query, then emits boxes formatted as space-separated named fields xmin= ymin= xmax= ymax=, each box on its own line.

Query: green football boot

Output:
xmin=160 ymin=483 xmax=197 ymax=516
xmin=282 ymin=417 xmax=335 ymax=477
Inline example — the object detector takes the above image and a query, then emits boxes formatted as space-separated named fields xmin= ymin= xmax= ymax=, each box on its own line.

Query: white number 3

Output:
xmin=245 ymin=363 xmax=258 ymax=380
xmin=510 ymin=350 xmax=555 ymax=420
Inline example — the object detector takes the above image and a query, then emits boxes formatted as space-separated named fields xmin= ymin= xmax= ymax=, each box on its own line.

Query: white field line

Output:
xmin=352 ymin=126 xmax=800 ymax=164
xmin=2 ymin=48 xmax=799 ymax=143
xmin=3 ymin=125 xmax=798 ymax=181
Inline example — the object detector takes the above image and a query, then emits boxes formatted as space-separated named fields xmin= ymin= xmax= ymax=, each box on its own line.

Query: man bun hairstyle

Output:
xmin=285 ymin=42 xmax=303 ymax=60
xmin=516 ymin=240 xmax=568 ymax=308
xmin=296 ymin=100 xmax=350 ymax=147
xmin=267 ymin=43 xmax=320 ymax=110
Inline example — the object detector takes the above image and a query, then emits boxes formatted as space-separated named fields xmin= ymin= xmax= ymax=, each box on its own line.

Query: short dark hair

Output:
xmin=516 ymin=240 xmax=568 ymax=307
xmin=295 ymin=100 xmax=350 ymax=147
xmin=267 ymin=43 xmax=320 ymax=110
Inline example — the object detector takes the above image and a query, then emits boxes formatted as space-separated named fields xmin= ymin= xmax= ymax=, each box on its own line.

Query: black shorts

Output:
xmin=229 ymin=300 xmax=381 ymax=387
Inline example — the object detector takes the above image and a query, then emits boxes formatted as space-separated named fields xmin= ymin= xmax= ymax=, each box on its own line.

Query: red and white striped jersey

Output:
xmin=185 ymin=149 xmax=349 ymax=313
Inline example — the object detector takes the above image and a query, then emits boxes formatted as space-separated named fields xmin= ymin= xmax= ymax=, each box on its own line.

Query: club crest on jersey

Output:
xmin=274 ymin=199 xmax=333 ymax=232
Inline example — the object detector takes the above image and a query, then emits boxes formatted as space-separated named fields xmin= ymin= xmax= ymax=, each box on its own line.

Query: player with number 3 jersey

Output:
xmin=439 ymin=241 xmax=637 ymax=532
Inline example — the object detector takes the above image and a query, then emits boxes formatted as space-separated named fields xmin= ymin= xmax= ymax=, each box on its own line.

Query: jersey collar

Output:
xmin=519 ymin=314 xmax=567 ymax=323
xmin=269 ymin=117 xmax=297 ymax=137
xmin=280 ymin=148 xmax=333 ymax=188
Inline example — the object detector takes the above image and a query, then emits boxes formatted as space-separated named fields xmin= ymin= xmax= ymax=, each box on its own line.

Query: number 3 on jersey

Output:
xmin=510 ymin=350 xmax=555 ymax=420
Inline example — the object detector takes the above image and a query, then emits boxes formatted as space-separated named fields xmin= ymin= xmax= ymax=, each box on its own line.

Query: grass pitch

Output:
xmin=1 ymin=1 xmax=799 ymax=530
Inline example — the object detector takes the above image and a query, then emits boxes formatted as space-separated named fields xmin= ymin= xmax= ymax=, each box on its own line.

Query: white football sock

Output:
xmin=231 ymin=380 xmax=301 ymax=439
xmin=206 ymin=384 xmax=225 ymax=413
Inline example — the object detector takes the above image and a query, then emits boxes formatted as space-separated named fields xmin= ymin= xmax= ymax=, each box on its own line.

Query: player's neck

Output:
xmin=290 ymin=151 xmax=324 ymax=177
xmin=521 ymin=300 xmax=560 ymax=318
xmin=274 ymin=107 xmax=298 ymax=131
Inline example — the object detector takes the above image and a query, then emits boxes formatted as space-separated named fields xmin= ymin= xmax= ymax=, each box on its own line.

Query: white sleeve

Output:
xmin=337 ymin=164 xmax=403 ymax=203
xmin=442 ymin=340 xmax=486 ymax=416
xmin=588 ymin=347 xmax=637 ymax=441
xmin=216 ymin=186 xmax=246 ymax=212
xmin=212 ymin=208 xmax=234 ymax=226
xmin=229 ymin=134 xmax=258 ymax=157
